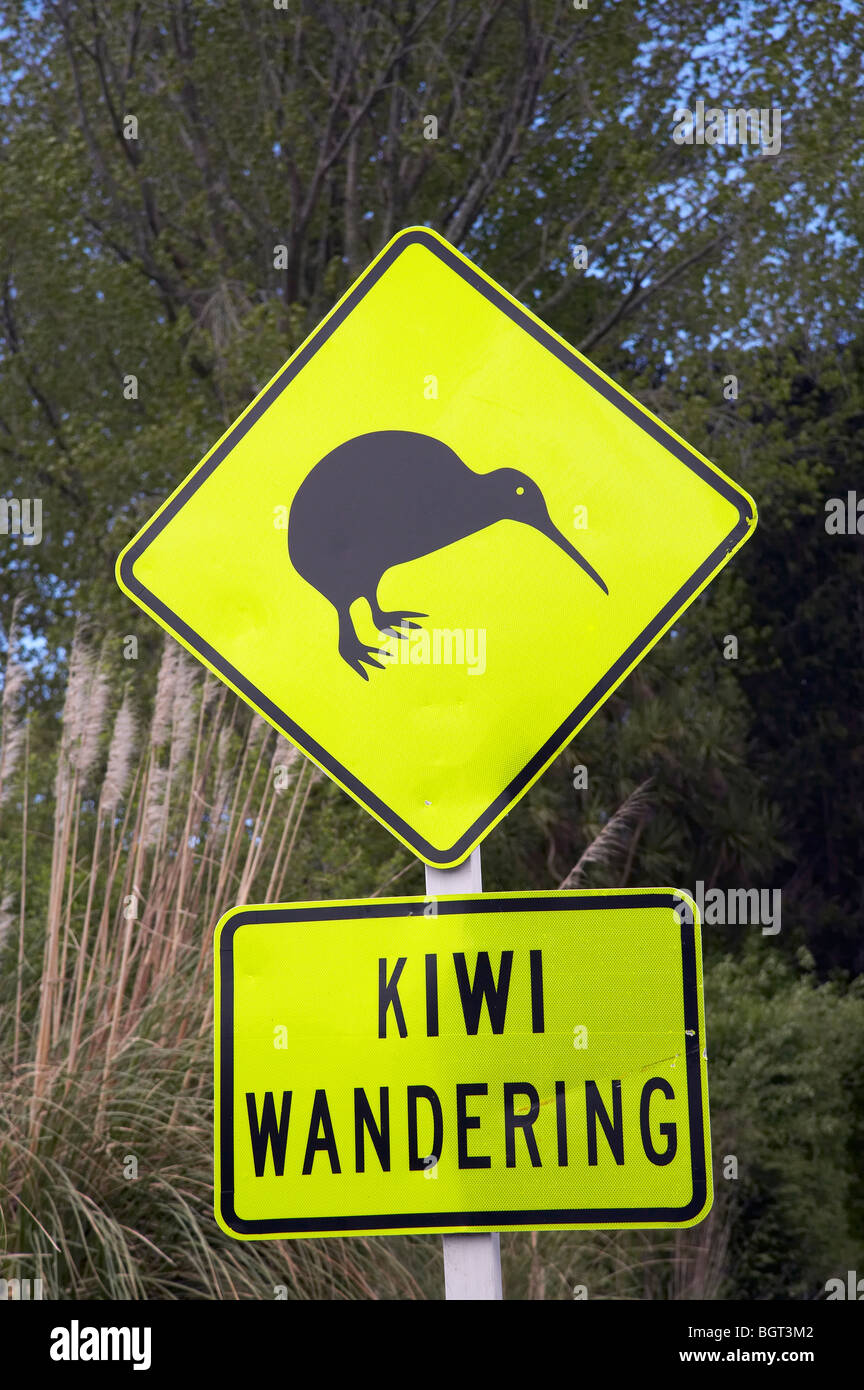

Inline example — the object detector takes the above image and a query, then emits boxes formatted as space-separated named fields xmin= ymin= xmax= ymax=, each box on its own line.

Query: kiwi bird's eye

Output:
xmin=516 ymin=486 xmax=525 ymax=496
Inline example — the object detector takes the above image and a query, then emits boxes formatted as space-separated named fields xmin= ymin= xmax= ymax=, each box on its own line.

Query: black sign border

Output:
xmin=119 ymin=228 xmax=754 ymax=867
xmin=217 ymin=892 xmax=708 ymax=1236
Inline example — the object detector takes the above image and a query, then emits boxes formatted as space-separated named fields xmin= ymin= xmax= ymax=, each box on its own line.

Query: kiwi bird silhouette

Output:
xmin=288 ymin=429 xmax=608 ymax=679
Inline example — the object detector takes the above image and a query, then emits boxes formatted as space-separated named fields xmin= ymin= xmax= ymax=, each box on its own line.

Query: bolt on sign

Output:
xmin=116 ymin=227 xmax=757 ymax=868
xmin=214 ymin=890 xmax=711 ymax=1239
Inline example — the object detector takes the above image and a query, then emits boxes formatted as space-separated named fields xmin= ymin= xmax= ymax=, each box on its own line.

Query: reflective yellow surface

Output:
xmin=214 ymin=889 xmax=712 ymax=1238
xmin=117 ymin=228 xmax=756 ymax=865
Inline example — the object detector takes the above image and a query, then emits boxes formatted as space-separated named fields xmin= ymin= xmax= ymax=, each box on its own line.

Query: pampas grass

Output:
xmin=0 ymin=632 xmax=442 ymax=1299
xmin=101 ymin=690 xmax=137 ymax=815
xmin=0 ymin=596 xmax=27 ymax=810
xmin=559 ymin=779 xmax=654 ymax=889
xmin=0 ymin=889 xmax=14 ymax=953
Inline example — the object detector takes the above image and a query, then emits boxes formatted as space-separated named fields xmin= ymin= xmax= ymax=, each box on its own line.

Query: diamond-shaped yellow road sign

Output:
xmin=117 ymin=227 xmax=756 ymax=867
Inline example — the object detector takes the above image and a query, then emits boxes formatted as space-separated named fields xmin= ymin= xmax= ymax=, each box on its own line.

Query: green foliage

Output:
xmin=706 ymin=948 xmax=864 ymax=1298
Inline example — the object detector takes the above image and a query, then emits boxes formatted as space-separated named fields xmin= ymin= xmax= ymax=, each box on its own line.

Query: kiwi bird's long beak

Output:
xmin=536 ymin=516 xmax=609 ymax=595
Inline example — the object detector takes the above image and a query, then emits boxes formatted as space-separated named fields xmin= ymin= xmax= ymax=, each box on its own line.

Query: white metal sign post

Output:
xmin=425 ymin=848 xmax=504 ymax=1301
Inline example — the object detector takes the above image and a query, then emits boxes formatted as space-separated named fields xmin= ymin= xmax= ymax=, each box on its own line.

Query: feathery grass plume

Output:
xmin=0 ymin=887 xmax=15 ymax=953
xmin=559 ymin=779 xmax=654 ymax=889
xmin=168 ymin=647 xmax=199 ymax=771
xmin=150 ymin=638 xmax=181 ymax=749
xmin=247 ymin=712 xmax=269 ymax=747
xmin=58 ymin=636 xmax=111 ymax=1021
xmin=210 ymin=725 xmax=235 ymax=844
xmin=31 ymin=624 xmax=98 ymax=1108
xmin=142 ymin=638 xmax=183 ymax=847
xmin=0 ymin=597 xmax=28 ymax=805
xmin=49 ymin=621 xmax=102 ymax=823
xmin=100 ymin=689 xmax=137 ymax=815
xmin=236 ymin=722 xmax=286 ymax=900
xmin=141 ymin=765 xmax=169 ymax=849
xmin=201 ymin=671 xmax=221 ymax=710
xmin=146 ymin=640 xmax=198 ymax=843
xmin=270 ymin=739 xmax=299 ymax=787
xmin=54 ymin=624 xmax=96 ymax=795
xmin=75 ymin=655 xmax=111 ymax=784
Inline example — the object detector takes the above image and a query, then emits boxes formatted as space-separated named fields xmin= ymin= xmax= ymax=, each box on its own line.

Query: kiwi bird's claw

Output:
xmin=375 ymin=609 xmax=427 ymax=631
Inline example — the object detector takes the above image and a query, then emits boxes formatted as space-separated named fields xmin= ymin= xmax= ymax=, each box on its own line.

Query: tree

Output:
xmin=3 ymin=0 xmax=862 ymax=643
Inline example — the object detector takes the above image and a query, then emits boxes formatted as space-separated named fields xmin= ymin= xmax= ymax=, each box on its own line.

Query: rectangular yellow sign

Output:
xmin=214 ymin=889 xmax=711 ymax=1239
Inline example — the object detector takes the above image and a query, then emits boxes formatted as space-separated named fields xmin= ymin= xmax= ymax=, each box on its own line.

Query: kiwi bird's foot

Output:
xmin=371 ymin=607 xmax=427 ymax=639
xmin=338 ymin=633 xmax=387 ymax=680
